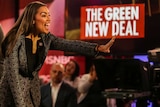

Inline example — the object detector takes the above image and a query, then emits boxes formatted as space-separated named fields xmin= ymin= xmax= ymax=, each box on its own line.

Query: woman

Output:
xmin=77 ymin=64 xmax=106 ymax=107
xmin=0 ymin=1 xmax=115 ymax=107
xmin=63 ymin=60 xmax=80 ymax=88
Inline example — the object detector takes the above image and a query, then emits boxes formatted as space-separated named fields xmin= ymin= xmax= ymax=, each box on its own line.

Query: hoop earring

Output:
xmin=33 ymin=20 xmax=35 ymax=24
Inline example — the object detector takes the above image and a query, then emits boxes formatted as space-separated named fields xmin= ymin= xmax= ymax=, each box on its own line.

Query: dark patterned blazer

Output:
xmin=40 ymin=82 xmax=77 ymax=107
xmin=0 ymin=33 xmax=98 ymax=107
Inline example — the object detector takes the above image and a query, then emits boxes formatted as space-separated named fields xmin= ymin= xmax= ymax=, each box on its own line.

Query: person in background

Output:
xmin=63 ymin=60 xmax=80 ymax=89
xmin=77 ymin=63 xmax=107 ymax=107
xmin=0 ymin=1 xmax=115 ymax=107
xmin=40 ymin=63 xmax=77 ymax=107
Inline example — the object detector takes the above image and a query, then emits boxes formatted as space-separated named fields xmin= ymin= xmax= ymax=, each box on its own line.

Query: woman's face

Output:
xmin=65 ymin=61 xmax=76 ymax=75
xmin=34 ymin=6 xmax=51 ymax=34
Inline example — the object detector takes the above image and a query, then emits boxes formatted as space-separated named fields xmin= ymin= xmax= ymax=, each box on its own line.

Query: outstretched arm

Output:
xmin=48 ymin=33 xmax=115 ymax=56
xmin=96 ymin=37 xmax=116 ymax=53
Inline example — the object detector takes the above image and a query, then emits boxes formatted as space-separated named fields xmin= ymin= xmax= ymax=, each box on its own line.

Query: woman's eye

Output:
xmin=41 ymin=14 xmax=46 ymax=17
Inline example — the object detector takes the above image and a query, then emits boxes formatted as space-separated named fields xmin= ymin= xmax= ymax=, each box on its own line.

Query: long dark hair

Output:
xmin=1 ymin=1 xmax=46 ymax=57
xmin=0 ymin=24 xmax=4 ymax=57
xmin=66 ymin=60 xmax=80 ymax=81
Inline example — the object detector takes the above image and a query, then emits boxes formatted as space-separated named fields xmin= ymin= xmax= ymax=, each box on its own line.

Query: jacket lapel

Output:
xmin=55 ymin=82 xmax=66 ymax=107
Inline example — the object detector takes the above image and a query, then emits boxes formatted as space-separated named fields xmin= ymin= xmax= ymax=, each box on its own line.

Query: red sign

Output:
xmin=80 ymin=4 xmax=145 ymax=40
